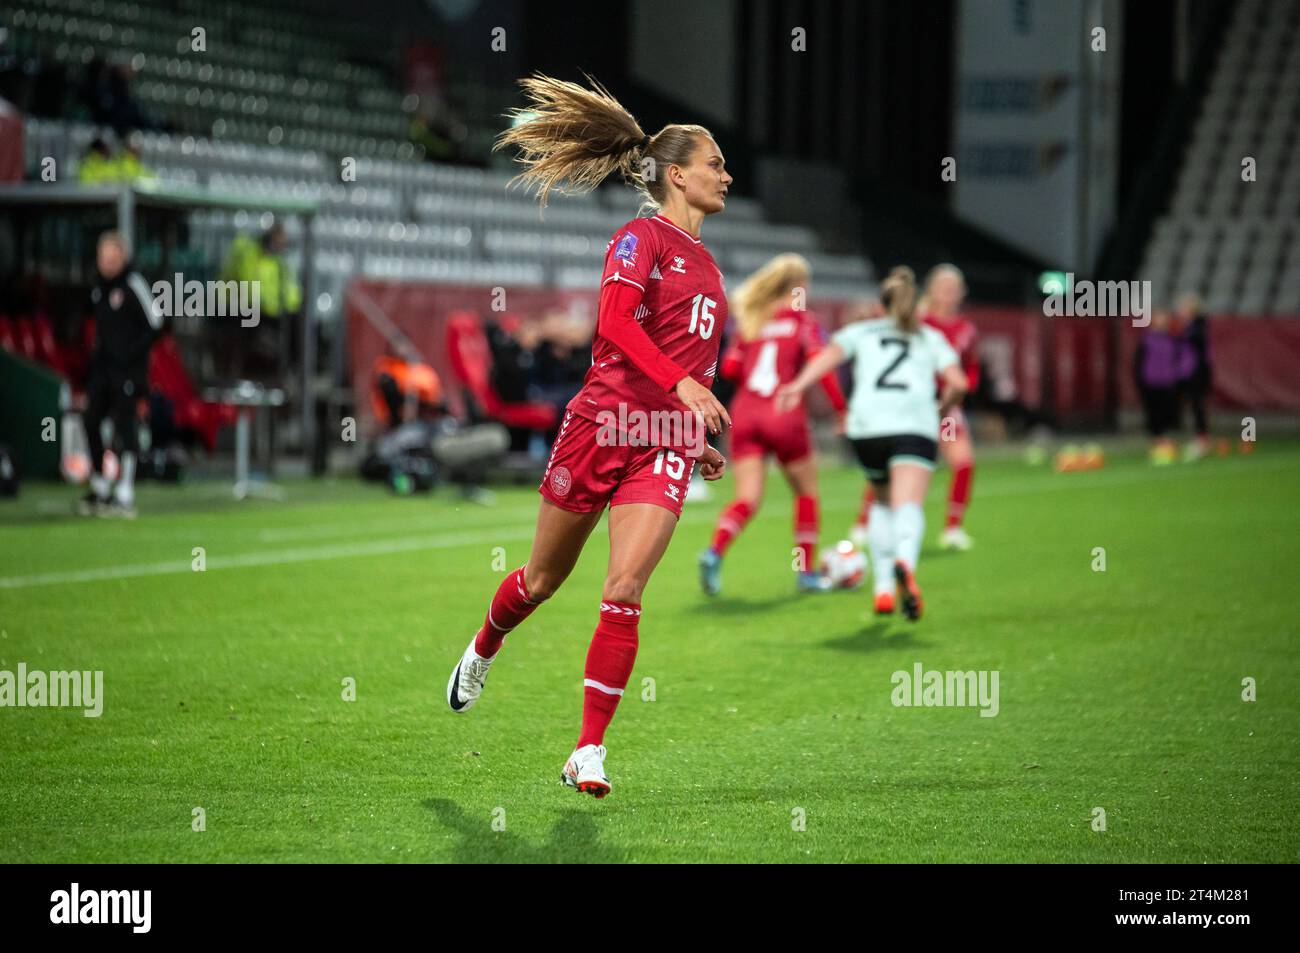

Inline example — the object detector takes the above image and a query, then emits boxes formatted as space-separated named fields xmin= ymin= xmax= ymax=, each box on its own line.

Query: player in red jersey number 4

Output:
xmin=444 ymin=74 xmax=733 ymax=799
xmin=700 ymin=253 xmax=848 ymax=595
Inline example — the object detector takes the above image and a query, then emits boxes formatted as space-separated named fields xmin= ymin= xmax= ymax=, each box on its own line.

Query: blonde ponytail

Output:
xmin=881 ymin=266 xmax=919 ymax=333
xmin=496 ymin=72 xmax=713 ymax=212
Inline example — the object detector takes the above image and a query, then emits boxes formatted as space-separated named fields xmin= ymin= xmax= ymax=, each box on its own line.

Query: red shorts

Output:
xmin=539 ymin=411 xmax=697 ymax=519
xmin=729 ymin=406 xmax=812 ymax=464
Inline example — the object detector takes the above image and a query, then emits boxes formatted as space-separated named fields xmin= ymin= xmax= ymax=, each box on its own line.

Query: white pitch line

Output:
xmin=0 ymin=524 xmax=539 ymax=590
xmin=1 ymin=455 xmax=1290 ymax=590
xmin=254 ymin=503 xmax=542 ymax=543
xmin=0 ymin=509 xmax=703 ymax=591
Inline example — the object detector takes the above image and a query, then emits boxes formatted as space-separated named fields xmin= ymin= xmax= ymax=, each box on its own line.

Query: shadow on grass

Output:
xmin=820 ymin=621 xmax=936 ymax=654
xmin=693 ymin=594 xmax=798 ymax=615
xmin=423 ymin=797 xmax=630 ymax=863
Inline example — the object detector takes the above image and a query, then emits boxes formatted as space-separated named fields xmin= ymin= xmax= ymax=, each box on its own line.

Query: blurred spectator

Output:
xmin=485 ymin=310 xmax=592 ymax=452
xmin=79 ymin=231 xmax=161 ymax=516
xmin=1175 ymin=292 xmax=1213 ymax=456
xmin=78 ymin=56 xmax=156 ymax=135
xmin=115 ymin=133 xmax=155 ymax=183
xmin=409 ymin=96 xmax=471 ymax=164
xmin=1134 ymin=306 xmax=1192 ymax=465
xmin=372 ymin=352 xmax=443 ymax=430
xmin=77 ymin=134 xmax=156 ymax=185
xmin=530 ymin=309 xmax=592 ymax=416
xmin=218 ymin=221 xmax=301 ymax=380
xmin=77 ymin=138 xmax=115 ymax=184
xmin=485 ymin=315 xmax=535 ymax=404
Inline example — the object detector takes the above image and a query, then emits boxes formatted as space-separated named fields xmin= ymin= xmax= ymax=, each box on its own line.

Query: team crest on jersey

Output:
xmin=108 ymin=288 xmax=124 ymax=310
xmin=649 ymin=264 xmax=663 ymax=280
xmin=549 ymin=466 xmax=573 ymax=498
xmin=614 ymin=231 xmax=639 ymax=264
xmin=670 ymin=256 xmax=686 ymax=274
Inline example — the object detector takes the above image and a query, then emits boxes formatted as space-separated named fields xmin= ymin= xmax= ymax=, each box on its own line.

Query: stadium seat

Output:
xmin=147 ymin=332 xmax=238 ymax=453
xmin=444 ymin=312 xmax=558 ymax=432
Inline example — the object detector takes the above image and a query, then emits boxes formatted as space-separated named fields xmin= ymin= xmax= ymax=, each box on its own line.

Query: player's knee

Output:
xmin=948 ymin=439 xmax=974 ymax=466
xmin=523 ymin=567 xmax=564 ymax=602
xmin=602 ymin=573 xmax=645 ymax=605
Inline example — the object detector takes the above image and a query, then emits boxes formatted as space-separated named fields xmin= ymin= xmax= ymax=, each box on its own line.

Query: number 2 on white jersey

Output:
xmin=689 ymin=294 xmax=716 ymax=339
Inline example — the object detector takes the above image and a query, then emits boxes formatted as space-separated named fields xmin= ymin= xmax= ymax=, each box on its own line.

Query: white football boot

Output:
xmin=939 ymin=526 xmax=973 ymax=551
xmin=446 ymin=638 xmax=494 ymax=713
xmin=561 ymin=744 xmax=611 ymax=798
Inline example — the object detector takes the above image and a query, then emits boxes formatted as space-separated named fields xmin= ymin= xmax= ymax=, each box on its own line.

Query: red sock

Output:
xmin=577 ymin=600 xmax=640 ymax=749
xmin=794 ymin=494 xmax=819 ymax=573
xmin=947 ymin=462 xmax=973 ymax=528
xmin=710 ymin=500 xmax=754 ymax=556
xmin=855 ymin=484 xmax=875 ymax=527
xmin=473 ymin=566 xmax=540 ymax=658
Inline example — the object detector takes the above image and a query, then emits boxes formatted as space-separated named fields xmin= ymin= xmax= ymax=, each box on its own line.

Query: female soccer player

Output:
xmin=849 ymin=264 xmax=979 ymax=551
xmin=777 ymin=267 xmax=967 ymax=620
xmin=445 ymin=74 xmax=732 ymax=798
xmin=698 ymin=253 xmax=847 ymax=595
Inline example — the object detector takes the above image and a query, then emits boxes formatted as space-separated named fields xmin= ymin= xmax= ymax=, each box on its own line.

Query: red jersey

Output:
xmin=722 ymin=308 xmax=845 ymax=413
xmin=568 ymin=214 xmax=727 ymax=423
xmin=923 ymin=313 xmax=980 ymax=391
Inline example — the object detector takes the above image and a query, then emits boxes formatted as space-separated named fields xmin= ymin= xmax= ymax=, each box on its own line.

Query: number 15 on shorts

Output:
xmin=652 ymin=450 xmax=688 ymax=480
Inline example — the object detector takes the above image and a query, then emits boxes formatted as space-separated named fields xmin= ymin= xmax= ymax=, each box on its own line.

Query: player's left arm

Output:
xmin=938 ymin=363 xmax=969 ymax=417
xmin=776 ymin=342 xmax=846 ymax=412
xmin=813 ymin=356 xmax=848 ymax=414
xmin=933 ymin=329 xmax=967 ymax=416
xmin=719 ymin=338 xmax=746 ymax=382
xmin=959 ymin=322 xmax=980 ymax=393
xmin=124 ymin=272 xmax=164 ymax=364
xmin=800 ymin=313 xmax=848 ymax=413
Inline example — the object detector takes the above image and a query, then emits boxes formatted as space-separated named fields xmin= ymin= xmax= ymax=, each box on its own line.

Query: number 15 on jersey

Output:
xmin=689 ymin=294 xmax=716 ymax=339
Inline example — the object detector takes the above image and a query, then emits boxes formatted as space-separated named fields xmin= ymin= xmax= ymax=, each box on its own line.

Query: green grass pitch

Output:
xmin=1 ymin=442 xmax=1297 ymax=863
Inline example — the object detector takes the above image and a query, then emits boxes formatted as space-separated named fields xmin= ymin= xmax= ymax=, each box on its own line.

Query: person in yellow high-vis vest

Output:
xmin=218 ymin=222 xmax=302 ymax=380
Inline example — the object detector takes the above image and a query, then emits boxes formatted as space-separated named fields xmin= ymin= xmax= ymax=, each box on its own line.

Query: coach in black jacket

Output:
xmin=81 ymin=231 xmax=162 ymax=516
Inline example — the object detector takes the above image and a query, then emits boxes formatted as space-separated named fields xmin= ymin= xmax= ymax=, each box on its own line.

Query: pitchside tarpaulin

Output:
xmin=0 ymin=349 xmax=64 ymax=479
xmin=343 ymin=281 xmax=866 ymax=429
xmin=0 ymin=98 xmax=22 ymax=183
xmin=1119 ymin=316 xmax=1300 ymax=412
xmin=345 ymin=282 xmax=1300 ymax=428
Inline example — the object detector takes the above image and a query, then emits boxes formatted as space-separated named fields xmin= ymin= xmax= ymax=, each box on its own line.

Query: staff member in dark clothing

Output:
xmin=1176 ymin=292 xmax=1214 ymax=457
xmin=79 ymin=231 xmax=162 ymax=517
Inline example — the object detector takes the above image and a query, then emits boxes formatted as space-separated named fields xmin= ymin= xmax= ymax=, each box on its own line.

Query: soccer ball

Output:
xmin=820 ymin=539 xmax=866 ymax=589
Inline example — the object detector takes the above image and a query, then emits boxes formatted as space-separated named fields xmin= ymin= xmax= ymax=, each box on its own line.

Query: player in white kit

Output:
xmin=776 ymin=267 xmax=967 ymax=620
